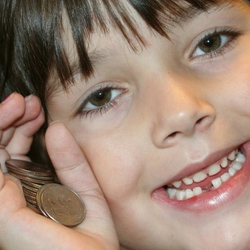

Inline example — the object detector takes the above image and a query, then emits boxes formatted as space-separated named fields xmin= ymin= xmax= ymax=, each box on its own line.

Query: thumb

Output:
xmin=45 ymin=122 xmax=118 ymax=244
xmin=45 ymin=122 xmax=100 ymax=195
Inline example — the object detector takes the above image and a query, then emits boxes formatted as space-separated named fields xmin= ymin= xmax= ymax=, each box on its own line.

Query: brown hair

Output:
xmin=1 ymin=0 xmax=224 ymax=162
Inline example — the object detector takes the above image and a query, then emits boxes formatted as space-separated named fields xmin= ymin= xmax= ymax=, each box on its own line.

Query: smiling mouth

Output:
xmin=164 ymin=149 xmax=246 ymax=201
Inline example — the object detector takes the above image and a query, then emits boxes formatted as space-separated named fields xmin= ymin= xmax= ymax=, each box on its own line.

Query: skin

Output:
xmin=1 ymin=0 xmax=250 ymax=249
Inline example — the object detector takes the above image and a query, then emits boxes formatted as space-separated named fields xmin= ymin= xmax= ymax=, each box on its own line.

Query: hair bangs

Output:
xmin=1 ymin=0 xmax=222 ymax=100
xmin=60 ymin=0 xmax=220 ymax=85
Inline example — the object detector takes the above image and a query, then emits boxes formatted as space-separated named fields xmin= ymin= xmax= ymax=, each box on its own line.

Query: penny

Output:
xmin=6 ymin=159 xmax=53 ymax=177
xmin=22 ymin=183 xmax=40 ymax=193
xmin=27 ymin=202 xmax=41 ymax=214
xmin=22 ymin=180 xmax=43 ymax=189
xmin=37 ymin=183 xmax=86 ymax=227
xmin=23 ymin=187 xmax=36 ymax=197
xmin=8 ymin=171 xmax=53 ymax=185
xmin=5 ymin=159 xmax=86 ymax=227
xmin=7 ymin=168 xmax=54 ymax=182
xmin=26 ymin=196 xmax=37 ymax=205
xmin=36 ymin=184 xmax=50 ymax=217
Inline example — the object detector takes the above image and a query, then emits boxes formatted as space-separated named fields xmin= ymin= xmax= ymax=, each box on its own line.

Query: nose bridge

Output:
xmin=152 ymin=77 xmax=216 ymax=147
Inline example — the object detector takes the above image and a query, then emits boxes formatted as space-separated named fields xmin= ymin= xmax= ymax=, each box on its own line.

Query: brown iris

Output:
xmin=198 ymin=34 xmax=222 ymax=53
xmin=89 ymin=88 xmax=112 ymax=107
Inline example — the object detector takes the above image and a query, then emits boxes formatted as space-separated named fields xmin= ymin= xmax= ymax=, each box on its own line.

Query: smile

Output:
xmin=152 ymin=141 xmax=250 ymax=212
xmin=166 ymin=149 xmax=246 ymax=201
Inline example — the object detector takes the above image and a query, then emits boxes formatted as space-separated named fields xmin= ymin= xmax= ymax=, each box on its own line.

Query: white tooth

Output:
xmin=231 ymin=162 xmax=243 ymax=171
xmin=176 ymin=190 xmax=186 ymax=201
xmin=193 ymin=171 xmax=207 ymax=183
xmin=182 ymin=177 xmax=193 ymax=185
xmin=228 ymin=150 xmax=236 ymax=161
xmin=220 ymin=157 xmax=228 ymax=168
xmin=172 ymin=181 xmax=182 ymax=188
xmin=193 ymin=187 xmax=202 ymax=196
xmin=221 ymin=173 xmax=231 ymax=183
xmin=208 ymin=164 xmax=221 ymax=176
xmin=228 ymin=167 xmax=236 ymax=176
xmin=211 ymin=177 xmax=222 ymax=189
xmin=186 ymin=189 xmax=194 ymax=199
xmin=235 ymin=153 xmax=246 ymax=163
xmin=167 ymin=188 xmax=177 ymax=199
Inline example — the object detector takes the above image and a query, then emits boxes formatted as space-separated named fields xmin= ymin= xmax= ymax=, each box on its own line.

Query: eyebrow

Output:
xmin=70 ymin=47 xmax=119 ymax=77
xmin=46 ymin=47 xmax=118 ymax=99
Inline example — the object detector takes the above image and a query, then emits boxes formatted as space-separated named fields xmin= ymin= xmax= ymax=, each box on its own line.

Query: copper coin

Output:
xmin=23 ymin=187 xmax=36 ymax=198
xmin=27 ymin=202 xmax=41 ymax=214
xmin=22 ymin=180 xmax=43 ymax=189
xmin=21 ymin=183 xmax=39 ymax=193
xmin=7 ymin=171 xmax=53 ymax=185
xmin=25 ymin=196 xmax=37 ymax=205
xmin=6 ymin=159 xmax=53 ymax=177
xmin=37 ymin=183 xmax=86 ymax=227
xmin=36 ymin=185 xmax=50 ymax=217
xmin=6 ymin=167 xmax=54 ymax=181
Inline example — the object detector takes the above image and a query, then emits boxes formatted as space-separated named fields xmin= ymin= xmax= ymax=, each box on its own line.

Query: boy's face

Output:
xmin=47 ymin=1 xmax=250 ymax=249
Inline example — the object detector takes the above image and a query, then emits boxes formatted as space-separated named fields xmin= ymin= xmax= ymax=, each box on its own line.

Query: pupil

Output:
xmin=204 ymin=38 xmax=214 ymax=47
xmin=96 ymin=91 xmax=105 ymax=99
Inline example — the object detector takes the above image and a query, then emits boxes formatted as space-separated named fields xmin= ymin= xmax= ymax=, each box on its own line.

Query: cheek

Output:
xmin=227 ymin=67 xmax=250 ymax=114
xmin=73 ymin=128 xmax=145 ymax=201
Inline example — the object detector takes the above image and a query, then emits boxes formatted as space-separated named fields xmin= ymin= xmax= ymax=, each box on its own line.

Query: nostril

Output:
xmin=196 ymin=118 xmax=204 ymax=124
xmin=163 ymin=131 xmax=181 ymax=147
xmin=167 ymin=131 xmax=179 ymax=139
xmin=168 ymin=132 xmax=178 ymax=138
xmin=195 ymin=115 xmax=214 ymax=132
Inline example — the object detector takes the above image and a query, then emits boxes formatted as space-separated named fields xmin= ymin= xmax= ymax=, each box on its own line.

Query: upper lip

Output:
xmin=164 ymin=144 xmax=243 ymax=186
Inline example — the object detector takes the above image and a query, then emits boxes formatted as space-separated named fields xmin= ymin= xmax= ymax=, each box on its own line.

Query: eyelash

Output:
xmin=76 ymin=84 xmax=126 ymax=118
xmin=190 ymin=28 xmax=242 ymax=60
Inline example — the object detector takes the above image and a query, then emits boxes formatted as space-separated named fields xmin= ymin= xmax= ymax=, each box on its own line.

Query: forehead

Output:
xmin=47 ymin=0 xmax=237 ymax=95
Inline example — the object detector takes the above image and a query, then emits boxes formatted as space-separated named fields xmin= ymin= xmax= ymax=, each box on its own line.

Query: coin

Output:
xmin=36 ymin=183 xmax=86 ymax=227
xmin=22 ymin=180 xmax=43 ymax=189
xmin=6 ymin=159 xmax=53 ymax=177
xmin=7 ymin=170 xmax=53 ymax=185
xmin=5 ymin=159 xmax=86 ymax=227
xmin=21 ymin=182 xmax=39 ymax=193
xmin=27 ymin=202 xmax=41 ymax=214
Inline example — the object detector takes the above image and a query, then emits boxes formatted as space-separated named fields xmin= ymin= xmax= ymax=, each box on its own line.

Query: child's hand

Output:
xmin=0 ymin=93 xmax=119 ymax=249
xmin=0 ymin=93 xmax=44 ymax=170
xmin=44 ymin=122 xmax=120 ymax=249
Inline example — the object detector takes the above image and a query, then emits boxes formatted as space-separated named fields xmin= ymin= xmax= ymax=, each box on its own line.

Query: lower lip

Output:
xmin=152 ymin=142 xmax=250 ymax=212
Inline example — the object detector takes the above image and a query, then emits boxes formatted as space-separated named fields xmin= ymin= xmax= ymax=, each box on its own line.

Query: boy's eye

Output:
xmin=191 ymin=29 xmax=241 ymax=59
xmin=193 ymin=33 xmax=227 ymax=57
xmin=87 ymin=88 xmax=113 ymax=108
xmin=78 ymin=86 xmax=125 ymax=116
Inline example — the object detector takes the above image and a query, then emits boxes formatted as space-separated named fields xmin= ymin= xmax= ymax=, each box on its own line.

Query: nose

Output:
xmin=151 ymin=83 xmax=216 ymax=148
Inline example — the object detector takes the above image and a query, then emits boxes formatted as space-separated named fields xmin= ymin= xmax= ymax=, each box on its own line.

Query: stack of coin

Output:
xmin=6 ymin=159 xmax=86 ymax=227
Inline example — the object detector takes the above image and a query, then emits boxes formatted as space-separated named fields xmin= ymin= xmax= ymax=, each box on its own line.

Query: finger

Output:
xmin=6 ymin=107 xmax=45 ymax=155
xmin=13 ymin=95 xmax=44 ymax=130
xmin=0 ymin=93 xmax=25 ymax=129
xmin=4 ymin=97 xmax=45 ymax=156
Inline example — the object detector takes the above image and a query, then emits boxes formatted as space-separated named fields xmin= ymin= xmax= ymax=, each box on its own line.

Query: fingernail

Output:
xmin=1 ymin=92 xmax=15 ymax=104
xmin=24 ymin=94 xmax=33 ymax=102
